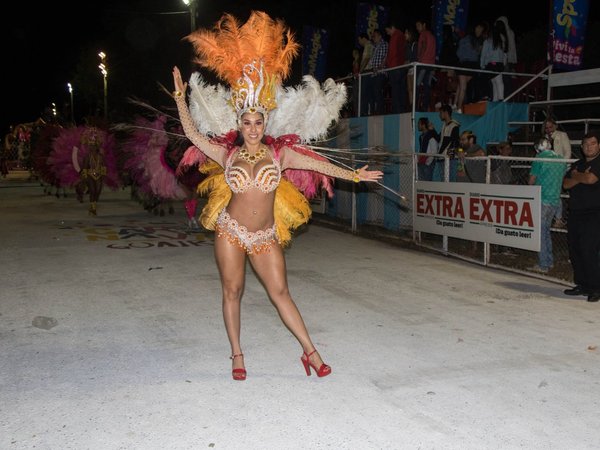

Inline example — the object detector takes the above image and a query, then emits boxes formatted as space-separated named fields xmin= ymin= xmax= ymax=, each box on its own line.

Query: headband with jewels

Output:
xmin=185 ymin=11 xmax=300 ymax=119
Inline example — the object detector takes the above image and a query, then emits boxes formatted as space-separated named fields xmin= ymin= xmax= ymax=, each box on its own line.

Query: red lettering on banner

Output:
xmin=505 ymin=201 xmax=518 ymax=225
xmin=416 ymin=193 xmax=465 ymax=219
xmin=470 ymin=198 xmax=480 ymax=220
xmin=442 ymin=196 xmax=453 ymax=217
xmin=519 ymin=202 xmax=533 ymax=227
xmin=455 ymin=197 xmax=465 ymax=218
xmin=469 ymin=198 xmax=534 ymax=227
xmin=480 ymin=199 xmax=493 ymax=222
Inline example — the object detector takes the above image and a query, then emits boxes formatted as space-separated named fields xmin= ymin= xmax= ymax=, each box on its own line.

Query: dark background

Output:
xmin=4 ymin=0 xmax=599 ymax=135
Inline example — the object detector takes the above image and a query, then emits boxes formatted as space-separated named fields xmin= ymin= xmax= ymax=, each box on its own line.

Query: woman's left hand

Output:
xmin=356 ymin=165 xmax=383 ymax=182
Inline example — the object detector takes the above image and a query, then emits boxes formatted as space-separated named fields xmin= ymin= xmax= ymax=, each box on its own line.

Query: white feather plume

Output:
xmin=188 ymin=72 xmax=237 ymax=136
xmin=267 ymin=75 xmax=347 ymax=142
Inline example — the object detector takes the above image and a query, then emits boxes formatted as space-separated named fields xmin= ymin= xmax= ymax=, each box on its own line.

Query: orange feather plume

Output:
xmin=185 ymin=10 xmax=300 ymax=90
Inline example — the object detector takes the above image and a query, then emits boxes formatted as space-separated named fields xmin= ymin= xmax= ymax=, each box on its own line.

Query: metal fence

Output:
xmin=318 ymin=151 xmax=576 ymax=284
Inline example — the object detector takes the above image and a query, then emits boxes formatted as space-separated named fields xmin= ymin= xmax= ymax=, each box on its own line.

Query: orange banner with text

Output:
xmin=414 ymin=182 xmax=541 ymax=251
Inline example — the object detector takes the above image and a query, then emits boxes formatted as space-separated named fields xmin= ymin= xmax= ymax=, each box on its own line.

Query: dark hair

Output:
xmin=582 ymin=130 xmax=600 ymax=144
xmin=491 ymin=20 xmax=507 ymax=52
xmin=405 ymin=26 xmax=417 ymax=42
xmin=462 ymin=130 xmax=477 ymax=144
xmin=358 ymin=32 xmax=369 ymax=40
xmin=386 ymin=17 xmax=402 ymax=30
xmin=440 ymin=104 xmax=453 ymax=115
xmin=418 ymin=117 xmax=429 ymax=127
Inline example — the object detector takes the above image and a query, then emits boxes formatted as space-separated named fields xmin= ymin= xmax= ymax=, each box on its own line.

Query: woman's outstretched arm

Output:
xmin=172 ymin=66 xmax=228 ymax=167
xmin=280 ymin=146 xmax=383 ymax=183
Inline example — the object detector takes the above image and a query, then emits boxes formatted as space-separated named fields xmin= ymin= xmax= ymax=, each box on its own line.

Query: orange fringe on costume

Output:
xmin=197 ymin=161 xmax=311 ymax=248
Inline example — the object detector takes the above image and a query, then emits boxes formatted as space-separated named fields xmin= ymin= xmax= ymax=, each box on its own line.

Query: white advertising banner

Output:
xmin=414 ymin=182 xmax=541 ymax=251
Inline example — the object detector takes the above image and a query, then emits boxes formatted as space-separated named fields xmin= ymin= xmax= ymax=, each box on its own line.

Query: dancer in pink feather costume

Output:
xmin=48 ymin=125 xmax=120 ymax=215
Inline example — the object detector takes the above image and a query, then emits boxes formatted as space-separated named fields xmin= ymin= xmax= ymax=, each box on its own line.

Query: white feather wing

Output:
xmin=188 ymin=72 xmax=237 ymax=136
xmin=267 ymin=75 xmax=347 ymax=142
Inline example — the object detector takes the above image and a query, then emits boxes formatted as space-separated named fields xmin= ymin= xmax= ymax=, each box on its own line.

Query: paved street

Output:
xmin=1 ymin=175 xmax=599 ymax=450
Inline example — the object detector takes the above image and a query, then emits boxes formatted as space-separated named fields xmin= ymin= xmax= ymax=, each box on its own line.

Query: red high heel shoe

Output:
xmin=301 ymin=349 xmax=331 ymax=377
xmin=230 ymin=353 xmax=246 ymax=381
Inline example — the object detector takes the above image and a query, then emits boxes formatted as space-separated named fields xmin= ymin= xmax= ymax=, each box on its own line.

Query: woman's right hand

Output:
xmin=172 ymin=66 xmax=187 ymax=97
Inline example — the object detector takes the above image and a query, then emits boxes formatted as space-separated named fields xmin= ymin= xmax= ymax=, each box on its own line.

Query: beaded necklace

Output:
xmin=237 ymin=145 xmax=267 ymax=165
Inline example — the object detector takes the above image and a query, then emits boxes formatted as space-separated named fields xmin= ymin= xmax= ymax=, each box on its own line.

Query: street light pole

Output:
xmin=67 ymin=82 xmax=74 ymax=124
xmin=182 ymin=0 xmax=197 ymax=32
xmin=98 ymin=51 xmax=108 ymax=121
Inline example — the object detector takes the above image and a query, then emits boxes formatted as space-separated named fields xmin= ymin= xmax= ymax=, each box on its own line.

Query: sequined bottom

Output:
xmin=216 ymin=209 xmax=277 ymax=254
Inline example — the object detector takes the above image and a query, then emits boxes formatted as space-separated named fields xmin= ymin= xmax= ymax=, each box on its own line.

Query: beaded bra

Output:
xmin=225 ymin=147 xmax=281 ymax=194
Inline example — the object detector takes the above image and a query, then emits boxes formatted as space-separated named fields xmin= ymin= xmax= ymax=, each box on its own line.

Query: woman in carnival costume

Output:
xmin=121 ymin=114 xmax=190 ymax=217
xmin=48 ymin=125 xmax=120 ymax=215
xmin=31 ymin=123 xmax=64 ymax=197
xmin=172 ymin=11 xmax=382 ymax=380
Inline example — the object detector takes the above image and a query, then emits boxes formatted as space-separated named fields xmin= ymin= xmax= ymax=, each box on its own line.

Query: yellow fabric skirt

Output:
xmin=197 ymin=161 xmax=312 ymax=247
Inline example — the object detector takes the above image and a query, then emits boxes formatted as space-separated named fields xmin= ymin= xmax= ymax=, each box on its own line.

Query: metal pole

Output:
xmin=189 ymin=0 xmax=197 ymax=32
xmin=98 ymin=52 xmax=108 ymax=121
xmin=103 ymin=75 xmax=108 ymax=121
xmin=68 ymin=83 xmax=74 ymax=124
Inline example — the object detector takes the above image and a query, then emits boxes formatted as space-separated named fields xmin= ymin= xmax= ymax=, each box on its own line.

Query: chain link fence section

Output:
xmin=316 ymin=150 xmax=576 ymax=284
xmin=414 ymin=153 xmax=575 ymax=283
xmin=315 ymin=150 xmax=414 ymax=239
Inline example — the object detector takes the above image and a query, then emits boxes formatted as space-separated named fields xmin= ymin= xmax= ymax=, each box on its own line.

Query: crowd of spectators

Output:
xmin=350 ymin=14 xmax=532 ymax=116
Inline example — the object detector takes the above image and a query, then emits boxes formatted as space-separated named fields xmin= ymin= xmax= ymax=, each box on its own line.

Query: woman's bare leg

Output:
xmin=214 ymin=233 xmax=247 ymax=372
xmin=249 ymin=244 xmax=326 ymax=369
xmin=457 ymin=75 xmax=472 ymax=110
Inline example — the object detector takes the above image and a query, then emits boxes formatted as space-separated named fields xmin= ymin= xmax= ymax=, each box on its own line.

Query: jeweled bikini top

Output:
xmin=225 ymin=146 xmax=281 ymax=194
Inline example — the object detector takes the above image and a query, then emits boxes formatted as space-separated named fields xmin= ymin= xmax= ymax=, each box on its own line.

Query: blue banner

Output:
xmin=432 ymin=0 xmax=470 ymax=61
xmin=551 ymin=0 xmax=589 ymax=70
xmin=302 ymin=26 xmax=329 ymax=81
xmin=355 ymin=2 xmax=389 ymax=44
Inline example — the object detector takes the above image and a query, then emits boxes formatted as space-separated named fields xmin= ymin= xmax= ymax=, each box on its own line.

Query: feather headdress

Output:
xmin=185 ymin=11 xmax=300 ymax=119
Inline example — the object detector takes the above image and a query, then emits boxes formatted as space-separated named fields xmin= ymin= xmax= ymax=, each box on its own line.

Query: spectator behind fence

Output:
xmin=562 ymin=131 xmax=600 ymax=302
xmin=490 ymin=141 xmax=513 ymax=184
xmin=350 ymin=48 xmax=362 ymax=115
xmin=417 ymin=117 xmax=438 ymax=181
xmin=385 ymin=19 xmax=407 ymax=114
xmin=454 ymin=24 xmax=485 ymax=113
xmin=544 ymin=117 xmax=571 ymax=228
xmin=458 ymin=130 xmax=486 ymax=183
xmin=405 ymin=26 xmax=419 ymax=110
xmin=490 ymin=141 xmax=515 ymax=255
xmin=358 ymin=32 xmax=374 ymax=116
xmin=363 ymin=29 xmax=388 ymax=115
xmin=358 ymin=32 xmax=373 ymax=73
xmin=528 ymin=138 xmax=564 ymax=274
xmin=416 ymin=18 xmax=436 ymax=111
xmin=495 ymin=16 xmax=516 ymax=70
xmin=480 ymin=20 xmax=507 ymax=101
xmin=494 ymin=15 xmax=517 ymax=96
xmin=433 ymin=104 xmax=460 ymax=181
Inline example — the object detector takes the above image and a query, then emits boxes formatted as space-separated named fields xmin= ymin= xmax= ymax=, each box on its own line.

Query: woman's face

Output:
xmin=239 ymin=112 xmax=265 ymax=146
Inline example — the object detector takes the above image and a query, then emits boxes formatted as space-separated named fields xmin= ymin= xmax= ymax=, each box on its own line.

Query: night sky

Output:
xmin=4 ymin=0 xmax=598 ymax=135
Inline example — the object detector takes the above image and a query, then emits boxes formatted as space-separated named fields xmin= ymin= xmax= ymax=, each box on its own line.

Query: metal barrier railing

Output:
xmin=338 ymin=62 xmax=549 ymax=119
xmin=319 ymin=151 xmax=577 ymax=284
